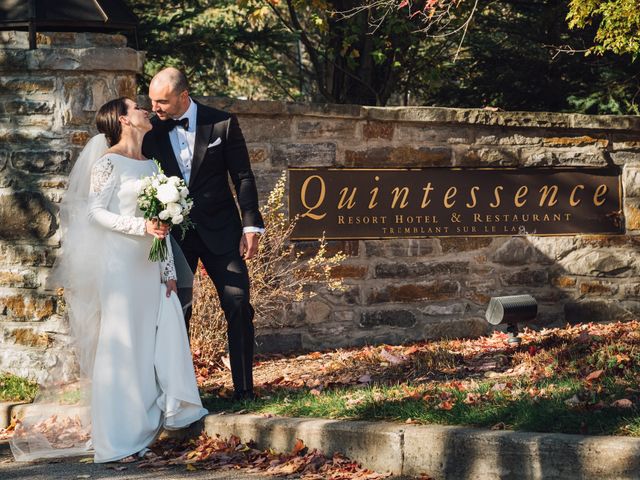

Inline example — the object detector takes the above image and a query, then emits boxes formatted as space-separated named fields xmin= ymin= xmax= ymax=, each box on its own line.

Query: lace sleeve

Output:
xmin=88 ymin=156 xmax=146 ymax=236
xmin=90 ymin=156 xmax=114 ymax=194
xmin=160 ymin=235 xmax=177 ymax=282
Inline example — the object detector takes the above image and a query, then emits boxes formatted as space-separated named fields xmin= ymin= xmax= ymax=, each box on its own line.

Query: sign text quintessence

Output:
xmin=288 ymin=168 xmax=623 ymax=239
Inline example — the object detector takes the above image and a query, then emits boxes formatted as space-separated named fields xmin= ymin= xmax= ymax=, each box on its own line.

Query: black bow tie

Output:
xmin=166 ymin=117 xmax=189 ymax=131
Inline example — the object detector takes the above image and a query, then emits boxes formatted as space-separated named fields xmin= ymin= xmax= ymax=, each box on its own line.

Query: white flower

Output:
xmin=156 ymin=183 xmax=181 ymax=204
xmin=179 ymin=186 xmax=189 ymax=198
xmin=158 ymin=209 xmax=170 ymax=220
xmin=172 ymin=214 xmax=184 ymax=225
xmin=166 ymin=202 xmax=182 ymax=218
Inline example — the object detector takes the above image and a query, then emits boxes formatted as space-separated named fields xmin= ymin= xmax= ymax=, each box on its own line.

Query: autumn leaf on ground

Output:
xmin=346 ymin=396 xmax=365 ymax=408
xmin=464 ymin=393 xmax=481 ymax=405
xmin=379 ymin=349 xmax=405 ymax=365
xmin=404 ymin=345 xmax=420 ymax=355
xmin=106 ymin=465 xmax=128 ymax=471
xmin=585 ymin=370 xmax=605 ymax=382
xmin=611 ymin=399 xmax=634 ymax=409
xmin=401 ymin=385 xmax=423 ymax=400
xmin=438 ymin=400 xmax=455 ymax=410
xmin=291 ymin=438 xmax=306 ymax=455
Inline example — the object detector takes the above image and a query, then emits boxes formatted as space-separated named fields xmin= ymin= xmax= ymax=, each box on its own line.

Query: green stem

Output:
xmin=149 ymin=238 xmax=168 ymax=262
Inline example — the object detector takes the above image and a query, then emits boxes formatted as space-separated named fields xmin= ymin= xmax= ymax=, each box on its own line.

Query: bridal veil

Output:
xmin=10 ymin=134 xmax=194 ymax=461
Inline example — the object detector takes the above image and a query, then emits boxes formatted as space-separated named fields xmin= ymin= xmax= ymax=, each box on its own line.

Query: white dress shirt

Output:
xmin=169 ymin=98 xmax=197 ymax=185
xmin=169 ymin=98 xmax=263 ymax=235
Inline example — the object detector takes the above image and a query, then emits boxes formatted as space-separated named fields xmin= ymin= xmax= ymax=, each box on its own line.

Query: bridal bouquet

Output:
xmin=136 ymin=162 xmax=194 ymax=262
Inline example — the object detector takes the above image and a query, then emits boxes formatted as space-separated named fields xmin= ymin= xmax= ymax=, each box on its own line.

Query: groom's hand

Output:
xmin=240 ymin=232 xmax=260 ymax=260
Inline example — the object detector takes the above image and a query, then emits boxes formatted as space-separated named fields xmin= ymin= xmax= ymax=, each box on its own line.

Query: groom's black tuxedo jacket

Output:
xmin=142 ymin=102 xmax=264 ymax=255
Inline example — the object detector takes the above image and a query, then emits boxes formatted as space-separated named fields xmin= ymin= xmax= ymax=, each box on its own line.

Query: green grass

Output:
xmin=0 ymin=372 xmax=38 ymax=402
xmin=202 ymin=376 xmax=640 ymax=436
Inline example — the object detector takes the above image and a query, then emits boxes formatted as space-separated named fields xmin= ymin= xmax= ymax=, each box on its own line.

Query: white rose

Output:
xmin=156 ymin=184 xmax=181 ymax=204
xmin=158 ymin=209 xmax=170 ymax=220
xmin=166 ymin=202 xmax=182 ymax=217
xmin=180 ymin=186 xmax=189 ymax=198
xmin=172 ymin=214 xmax=184 ymax=225
xmin=168 ymin=176 xmax=181 ymax=186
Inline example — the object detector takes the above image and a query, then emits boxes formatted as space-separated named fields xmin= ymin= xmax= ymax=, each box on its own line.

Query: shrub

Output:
xmin=190 ymin=172 xmax=346 ymax=365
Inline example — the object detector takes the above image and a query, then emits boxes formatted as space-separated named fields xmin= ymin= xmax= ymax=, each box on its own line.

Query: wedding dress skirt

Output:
xmin=88 ymin=155 xmax=207 ymax=463
xmin=92 ymin=284 xmax=207 ymax=463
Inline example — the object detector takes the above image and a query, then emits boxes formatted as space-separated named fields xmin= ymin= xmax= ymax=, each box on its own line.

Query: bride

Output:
xmin=11 ymin=97 xmax=207 ymax=463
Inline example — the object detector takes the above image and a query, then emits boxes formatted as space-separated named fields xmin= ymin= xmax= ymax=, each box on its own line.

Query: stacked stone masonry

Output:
xmin=1 ymin=32 xmax=638 ymax=382
xmin=193 ymin=99 xmax=640 ymax=354
xmin=0 ymin=32 xmax=143 ymax=383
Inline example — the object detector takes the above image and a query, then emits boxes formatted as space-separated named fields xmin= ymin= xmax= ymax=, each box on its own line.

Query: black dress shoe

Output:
xmin=232 ymin=390 xmax=257 ymax=402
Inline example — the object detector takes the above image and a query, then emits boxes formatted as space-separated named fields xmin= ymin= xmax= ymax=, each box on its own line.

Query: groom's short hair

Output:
xmin=171 ymin=70 xmax=189 ymax=94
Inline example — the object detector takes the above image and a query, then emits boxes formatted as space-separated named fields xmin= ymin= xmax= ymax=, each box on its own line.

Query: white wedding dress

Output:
xmin=87 ymin=153 xmax=207 ymax=462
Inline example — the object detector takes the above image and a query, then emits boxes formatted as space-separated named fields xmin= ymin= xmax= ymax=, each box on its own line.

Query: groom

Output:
xmin=142 ymin=68 xmax=264 ymax=401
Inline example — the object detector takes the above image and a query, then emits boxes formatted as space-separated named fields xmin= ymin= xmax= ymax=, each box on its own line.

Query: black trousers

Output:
xmin=179 ymin=231 xmax=254 ymax=395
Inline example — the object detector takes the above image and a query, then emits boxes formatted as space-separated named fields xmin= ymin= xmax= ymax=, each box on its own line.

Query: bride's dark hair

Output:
xmin=96 ymin=97 xmax=129 ymax=146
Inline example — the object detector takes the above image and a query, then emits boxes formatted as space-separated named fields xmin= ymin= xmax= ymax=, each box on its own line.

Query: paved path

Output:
xmin=0 ymin=444 xmax=299 ymax=480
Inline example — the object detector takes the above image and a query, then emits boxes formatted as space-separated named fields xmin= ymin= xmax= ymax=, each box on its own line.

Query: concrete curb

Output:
xmin=4 ymin=405 xmax=640 ymax=479
xmin=0 ymin=402 xmax=25 ymax=453
xmin=0 ymin=401 xmax=27 ymax=430
xmin=202 ymin=413 xmax=640 ymax=480
xmin=204 ymin=414 xmax=404 ymax=474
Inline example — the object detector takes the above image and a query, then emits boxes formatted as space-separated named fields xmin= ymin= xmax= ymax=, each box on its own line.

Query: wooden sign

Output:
xmin=288 ymin=167 xmax=623 ymax=240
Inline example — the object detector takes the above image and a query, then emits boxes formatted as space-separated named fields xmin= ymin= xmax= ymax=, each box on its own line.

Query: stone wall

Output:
xmin=193 ymin=98 xmax=640 ymax=353
xmin=0 ymin=29 xmax=638 ymax=382
xmin=0 ymin=32 xmax=143 ymax=383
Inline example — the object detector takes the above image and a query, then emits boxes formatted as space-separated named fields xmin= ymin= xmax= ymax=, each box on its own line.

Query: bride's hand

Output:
xmin=146 ymin=219 xmax=170 ymax=239
xmin=165 ymin=279 xmax=177 ymax=297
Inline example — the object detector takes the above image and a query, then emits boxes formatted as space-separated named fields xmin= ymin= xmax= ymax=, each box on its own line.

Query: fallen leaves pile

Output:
xmin=2 ymin=414 xmax=90 ymax=448
xmin=199 ymin=321 xmax=640 ymax=418
xmin=138 ymin=434 xmax=389 ymax=479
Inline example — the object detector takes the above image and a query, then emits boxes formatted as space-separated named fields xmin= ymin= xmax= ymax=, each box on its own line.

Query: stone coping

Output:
xmin=192 ymin=97 xmax=640 ymax=132
xmin=0 ymin=31 xmax=129 ymax=49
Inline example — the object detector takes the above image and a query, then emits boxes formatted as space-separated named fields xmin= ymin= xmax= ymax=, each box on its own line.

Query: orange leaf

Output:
xmin=611 ymin=398 xmax=634 ymax=409
xmin=585 ymin=369 xmax=604 ymax=382
xmin=291 ymin=438 xmax=305 ymax=455
xmin=404 ymin=345 xmax=420 ymax=355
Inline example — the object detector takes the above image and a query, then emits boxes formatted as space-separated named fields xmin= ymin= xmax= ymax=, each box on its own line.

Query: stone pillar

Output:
xmin=0 ymin=31 xmax=144 ymax=383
